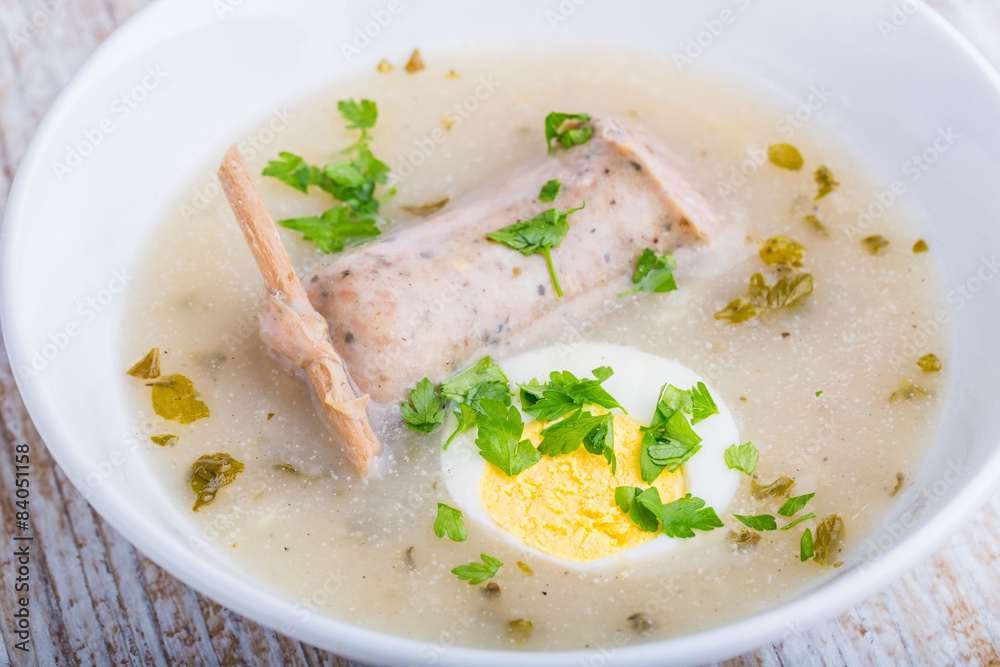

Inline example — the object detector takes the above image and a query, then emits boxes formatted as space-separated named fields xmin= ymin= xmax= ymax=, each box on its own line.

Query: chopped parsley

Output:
xmin=544 ymin=112 xmax=594 ymax=151
xmin=150 ymin=434 xmax=178 ymax=447
xmin=767 ymin=143 xmax=804 ymax=170
xmin=263 ymin=98 xmax=393 ymax=253
xmin=913 ymin=239 xmax=929 ymax=253
xmin=400 ymin=378 xmax=446 ymax=433
xmin=474 ymin=398 xmax=540 ymax=476
xmin=758 ymin=236 xmax=805 ymax=267
xmin=486 ymin=202 xmax=585 ymax=298
xmin=433 ymin=503 xmax=467 ymax=542
xmin=889 ymin=378 xmax=927 ymax=401
xmin=640 ymin=384 xmax=703 ymax=484
xmin=724 ymin=442 xmax=759 ymax=476
xmin=452 ymin=553 xmax=502 ymax=585
xmin=538 ymin=409 xmax=617 ymax=474
xmin=520 ymin=367 xmax=624 ymax=422
xmin=690 ymin=382 xmax=719 ymax=425
xmin=440 ymin=357 xmax=512 ymax=410
xmin=190 ymin=453 xmax=244 ymax=511
xmin=781 ymin=512 xmax=816 ymax=531
xmin=714 ymin=272 xmax=814 ymax=324
xmin=815 ymin=390 xmax=824 ymax=397
xmin=400 ymin=197 xmax=449 ymax=216
xmin=618 ymin=248 xmax=678 ymax=298
xmin=616 ymin=487 xmax=723 ymax=538
xmin=538 ymin=179 xmax=561 ymax=202
xmin=733 ymin=514 xmax=778 ymax=531
xmin=917 ymin=353 xmax=942 ymax=372
xmin=814 ymin=165 xmax=839 ymax=199
xmin=777 ymin=492 xmax=815 ymax=517
xmin=800 ymin=529 xmax=815 ymax=561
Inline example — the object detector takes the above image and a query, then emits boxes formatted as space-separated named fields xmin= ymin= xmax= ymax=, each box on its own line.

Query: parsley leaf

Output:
xmin=265 ymin=98 xmax=393 ymax=253
xmin=640 ymin=384 xmax=700 ymax=484
xmin=814 ymin=165 xmax=839 ymax=200
xmin=486 ymin=203 xmax=585 ymax=298
xmin=630 ymin=488 xmax=724 ymax=538
xmin=690 ymin=382 xmax=719 ymax=425
xmin=521 ymin=367 xmax=625 ymax=422
xmin=544 ymin=112 xmax=594 ymax=151
xmin=733 ymin=514 xmax=778 ymax=531
xmin=433 ymin=503 xmax=467 ymax=542
xmin=443 ymin=403 xmax=478 ymax=450
xmin=724 ymin=442 xmax=759 ymax=476
xmin=781 ymin=513 xmax=816 ymax=531
xmin=278 ymin=206 xmax=381 ymax=254
xmin=767 ymin=143 xmax=804 ymax=170
xmin=777 ymin=492 xmax=815 ymax=517
xmin=538 ymin=410 xmax=617 ymax=474
xmin=474 ymin=398 xmax=540 ymax=476
xmin=538 ymin=179 xmax=561 ymax=202
xmin=614 ymin=486 xmax=660 ymax=532
xmin=800 ymin=528 xmax=815 ymax=561
xmin=440 ymin=357 xmax=511 ymax=409
xmin=618 ymin=248 xmax=678 ymax=298
xmin=337 ymin=98 xmax=378 ymax=133
xmin=758 ymin=236 xmax=806 ymax=267
xmin=400 ymin=377 xmax=446 ymax=433
xmin=452 ymin=553 xmax=502 ymax=585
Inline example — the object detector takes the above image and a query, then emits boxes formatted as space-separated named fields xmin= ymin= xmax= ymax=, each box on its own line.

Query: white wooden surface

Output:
xmin=0 ymin=1 xmax=999 ymax=665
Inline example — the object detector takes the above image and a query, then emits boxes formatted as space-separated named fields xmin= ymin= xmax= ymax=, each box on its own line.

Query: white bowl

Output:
xmin=4 ymin=0 xmax=1000 ymax=664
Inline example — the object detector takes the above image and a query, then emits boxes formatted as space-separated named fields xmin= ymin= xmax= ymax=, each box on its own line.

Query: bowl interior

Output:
xmin=4 ymin=0 xmax=1000 ymax=664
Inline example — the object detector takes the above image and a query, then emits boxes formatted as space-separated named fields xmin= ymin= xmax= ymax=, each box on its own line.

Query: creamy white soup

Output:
xmin=122 ymin=47 xmax=948 ymax=652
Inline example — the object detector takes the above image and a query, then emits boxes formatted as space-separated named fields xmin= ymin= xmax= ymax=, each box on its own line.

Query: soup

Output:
xmin=122 ymin=47 xmax=948 ymax=652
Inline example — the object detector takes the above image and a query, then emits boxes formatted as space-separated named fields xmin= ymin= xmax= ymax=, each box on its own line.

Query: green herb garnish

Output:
xmin=521 ymin=367 xmax=624 ymax=422
xmin=441 ymin=357 xmax=512 ymax=409
xmin=639 ymin=384 xmax=701 ymax=483
xmin=733 ymin=514 xmax=778 ymax=531
xmin=862 ymin=235 xmax=889 ymax=255
xmin=127 ymin=348 xmax=160 ymax=379
xmin=724 ymin=442 xmax=759 ymax=476
xmin=150 ymin=374 xmax=210 ymax=424
xmin=782 ymin=512 xmax=816 ymax=530
xmin=690 ymin=382 xmax=719 ymax=425
xmin=508 ymin=619 xmax=534 ymax=642
xmin=486 ymin=203 xmax=585 ymax=298
xmin=814 ymin=165 xmax=839 ymax=199
xmin=150 ymin=434 xmax=178 ymax=447
xmin=729 ymin=529 xmax=761 ymax=545
xmin=751 ymin=475 xmax=796 ymax=500
xmin=452 ymin=553 xmax=502 ymax=585
xmin=616 ymin=487 xmax=723 ymax=538
xmin=264 ymin=98 xmax=393 ymax=253
xmin=538 ymin=409 xmax=617 ymax=474
xmin=815 ymin=390 xmax=823 ymax=397
xmin=759 ymin=236 xmax=805 ymax=267
xmin=400 ymin=378 xmax=447 ymax=433
xmin=917 ymin=353 xmax=941 ymax=372
xmin=544 ymin=112 xmax=594 ymax=151
xmin=889 ymin=378 xmax=927 ymax=401
xmin=538 ymin=179 xmax=561 ymax=202
xmin=777 ymin=493 xmax=815 ymax=517
xmin=714 ymin=272 xmax=814 ymax=324
xmin=618 ymin=248 xmax=678 ymax=298
xmin=812 ymin=514 xmax=844 ymax=566
xmin=767 ymin=143 xmax=804 ymax=170
xmin=190 ymin=453 xmax=244 ymax=511
xmin=913 ymin=239 xmax=929 ymax=253
xmin=474 ymin=398 xmax=540 ymax=476
xmin=433 ymin=503 xmax=468 ymax=542
xmin=800 ymin=529 xmax=815 ymax=561
xmin=516 ymin=561 xmax=534 ymax=575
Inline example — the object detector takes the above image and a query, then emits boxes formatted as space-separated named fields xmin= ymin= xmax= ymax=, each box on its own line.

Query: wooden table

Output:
xmin=1 ymin=1 xmax=998 ymax=664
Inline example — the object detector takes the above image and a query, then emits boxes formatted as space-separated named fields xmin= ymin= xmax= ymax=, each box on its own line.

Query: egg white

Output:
xmin=440 ymin=342 xmax=741 ymax=571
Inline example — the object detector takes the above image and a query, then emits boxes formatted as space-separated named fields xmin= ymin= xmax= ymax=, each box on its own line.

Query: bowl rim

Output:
xmin=4 ymin=1 xmax=1000 ymax=665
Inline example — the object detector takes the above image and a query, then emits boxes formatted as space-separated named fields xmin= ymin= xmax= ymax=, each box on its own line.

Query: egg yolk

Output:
xmin=479 ymin=411 xmax=685 ymax=562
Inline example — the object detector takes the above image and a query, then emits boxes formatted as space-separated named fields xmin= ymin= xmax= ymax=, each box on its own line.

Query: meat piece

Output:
xmin=306 ymin=118 xmax=719 ymax=403
xmin=218 ymin=147 xmax=380 ymax=476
